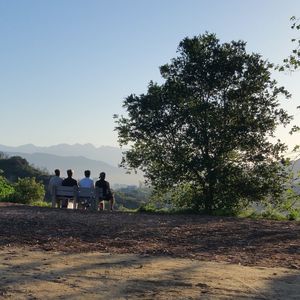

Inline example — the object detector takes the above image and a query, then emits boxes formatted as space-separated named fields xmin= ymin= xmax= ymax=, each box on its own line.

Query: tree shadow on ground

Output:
xmin=260 ymin=272 xmax=300 ymax=300
xmin=0 ymin=248 xmax=299 ymax=299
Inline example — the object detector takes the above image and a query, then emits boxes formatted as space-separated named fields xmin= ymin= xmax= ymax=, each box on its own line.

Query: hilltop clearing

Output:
xmin=0 ymin=203 xmax=299 ymax=269
xmin=0 ymin=203 xmax=299 ymax=299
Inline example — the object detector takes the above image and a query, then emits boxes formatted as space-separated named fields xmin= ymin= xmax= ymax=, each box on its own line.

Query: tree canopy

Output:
xmin=115 ymin=33 xmax=292 ymax=212
xmin=280 ymin=16 xmax=300 ymax=71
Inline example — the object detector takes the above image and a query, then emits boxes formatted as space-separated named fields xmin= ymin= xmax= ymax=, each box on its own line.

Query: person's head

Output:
xmin=84 ymin=170 xmax=91 ymax=178
xmin=54 ymin=169 xmax=60 ymax=176
xmin=99 ymin=172 xmax=106 ymax=180
xmin=67 ymin=169 xmax=73 ymax=178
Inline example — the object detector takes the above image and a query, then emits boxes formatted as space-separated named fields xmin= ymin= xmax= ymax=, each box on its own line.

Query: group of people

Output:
xmin=48 ymin=169 xmax=114 ymax=211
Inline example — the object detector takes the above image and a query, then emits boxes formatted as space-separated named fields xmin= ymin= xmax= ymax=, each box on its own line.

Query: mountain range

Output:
xmin=0 ymin=144 xmax=143 ymax=186
xmin=0 ymin=143 xmax=123 ymax=166
xmin=1 ymin=143 xmax=299 ymax=187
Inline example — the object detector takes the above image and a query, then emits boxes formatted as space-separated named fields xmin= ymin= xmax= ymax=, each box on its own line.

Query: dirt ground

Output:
xmin=0 ymin=203 xmax=299 ymax=299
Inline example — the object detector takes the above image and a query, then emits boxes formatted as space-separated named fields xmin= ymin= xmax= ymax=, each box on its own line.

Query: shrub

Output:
xmin=0 ymin=175 xmax=15 ymax=201
xmin=12 ymin=177 xmax=45 ymax=204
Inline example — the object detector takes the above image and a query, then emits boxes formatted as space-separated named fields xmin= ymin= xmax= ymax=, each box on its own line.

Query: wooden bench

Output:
xmin=52 ymin=186 xmax=103 ymax=210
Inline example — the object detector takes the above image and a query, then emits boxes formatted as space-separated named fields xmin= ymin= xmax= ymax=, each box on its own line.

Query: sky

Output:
xmin=0 ymin=0 xmax=299 ymax=154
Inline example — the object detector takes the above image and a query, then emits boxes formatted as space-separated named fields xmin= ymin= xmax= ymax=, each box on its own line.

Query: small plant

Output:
xmin=0 ymin=175 xmax=15 ymax=201
xmin=137 ymin=203 xmax=158 ymax=213
xmin=12 ymin=177 xmax=45 ymax=204
xmin=287 ymin=208 xmax=300 ymax=221
xmin=30 ymin=200 xmax=51 ymax=208
xmin=260 ymin=209 xmax=286 ymax=221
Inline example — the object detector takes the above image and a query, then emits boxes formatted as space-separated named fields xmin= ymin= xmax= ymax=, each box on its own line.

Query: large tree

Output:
xmin=115 ymin=33 xmax=292 ymax=212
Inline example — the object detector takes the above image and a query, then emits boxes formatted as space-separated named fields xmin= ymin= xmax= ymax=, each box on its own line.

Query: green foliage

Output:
xmin=0 ymin=155 xmax=50 ymax=203
xmin=261 ymin=210 xmax=287 ymax=221
xmin=0 ymin=175 xmax=15 ymax=201
xmin=276 ymin=155 xmax=300 ymax=219
xmin=238 ymin=208 xmax=288 ymax=221
xmin=115 ymin=33 xmax=291 ymax=213
xmin=150 ymin=183 xmax=201 ymax=211
xmin=278 ymin=16 xmax=300 ymax=71
xmin=30 ymin=200 xmax=51 ymax=207
xmin=114 ymin=186 xmax=152 ymax=209
xmin=0 ymin=155 xmax=49 ymax=184
xmin=287 ymin=208 xmax=300 ymax=221
xmin=137 ymin=203 xmax=159 ymax=213
xmin=136 ymin=202 xmax=198 ymax=215
xmin=12 ymin=177 xmax=45 ymax=204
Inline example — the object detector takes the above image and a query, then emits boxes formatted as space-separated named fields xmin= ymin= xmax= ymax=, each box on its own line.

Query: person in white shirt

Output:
xmin=48 ymin=169 xmax=63 ymax=208
xmin=78 ymin=170 xmax=94 ymax=209
xmin=79 ymin=170 xmax=94 ymax=188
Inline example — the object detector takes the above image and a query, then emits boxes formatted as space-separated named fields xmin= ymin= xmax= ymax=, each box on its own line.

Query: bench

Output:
xmin=52 ymin=186 xmax=103 ymax=210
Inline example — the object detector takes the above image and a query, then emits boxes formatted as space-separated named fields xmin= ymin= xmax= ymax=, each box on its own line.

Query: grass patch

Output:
xmin=134 ymin=203 xmax=300 ymax=221
xmin=30 ymin=200 xmax=51 ymax=208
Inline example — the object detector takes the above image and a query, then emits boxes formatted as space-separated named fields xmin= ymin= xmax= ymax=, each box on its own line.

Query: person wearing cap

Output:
xmin=95 ymin=172 xmax=114 ymax=211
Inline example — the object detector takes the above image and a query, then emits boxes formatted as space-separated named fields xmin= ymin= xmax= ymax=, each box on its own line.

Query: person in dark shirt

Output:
xmin=61 ymin=169 xmax=78 ymax=208
xmin=95 ymin=172 xmax=114 ymax=211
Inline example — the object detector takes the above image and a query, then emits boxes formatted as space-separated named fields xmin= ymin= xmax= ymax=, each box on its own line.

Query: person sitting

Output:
xmin=48 ymin=169 xmax=63 ymax=208
xmin=78 ymin=170 xmax=94 ymax=209
xmin=95 ymin=172 xmax=114 ymax=211
xmin=61 ymin=169 xmax=78 ymax=209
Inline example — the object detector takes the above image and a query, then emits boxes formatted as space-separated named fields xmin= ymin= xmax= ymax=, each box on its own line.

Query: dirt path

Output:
xmin=0 ymin=204 xmax=299 ymax=269
xmin=0 ymin=247 xmax=299 ymax=300
xmin=0 ymin=204 xmax=299 ymax=299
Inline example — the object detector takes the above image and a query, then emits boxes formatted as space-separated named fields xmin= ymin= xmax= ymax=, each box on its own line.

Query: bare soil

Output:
xmin=0 ymin=203 xmax=299 ymax=299
xmin=0 ymin=203 xmax=299 ymax=269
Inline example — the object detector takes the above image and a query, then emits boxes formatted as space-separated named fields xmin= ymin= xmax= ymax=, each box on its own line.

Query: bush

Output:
xmin=287 ymin=209 xmax=300 ymax=221
xmin=12 ymin=177 xmax=45 ymax=204
xmin=261 ymin=210 xmax=286 ymax=221
xmin=137 ymin=203 xmax=159 ymax=213
xmin=0 ymin=175 xmax=15 ymax=201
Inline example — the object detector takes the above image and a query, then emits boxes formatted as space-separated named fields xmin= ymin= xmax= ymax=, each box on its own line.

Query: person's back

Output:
xmin=95 ymin=172 xmax=114 ymax=211
xmin=78 ymin=170 xmax=94 ymax=209
xmin=62 ymin=169 xmax=78 ymax=187
xmin=79 ymin=170 xmax=94 ymax=188
xmin=95 ymin=178 xmax=110 ymax=195
xmin=61 ymin=169 xmax=78 ymax=208
xmin=49 ymin=169 xmax=63 ymax=208
xmin=48 ymin=169 xmax=63 ymax=194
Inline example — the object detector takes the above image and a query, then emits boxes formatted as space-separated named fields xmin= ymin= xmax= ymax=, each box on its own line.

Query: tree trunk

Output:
xmin=203 ymin=168 xmax=216 ymax=214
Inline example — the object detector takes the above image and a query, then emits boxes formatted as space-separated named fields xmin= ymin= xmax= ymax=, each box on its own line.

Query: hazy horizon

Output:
xmin=0 ymin=142 xmax=122 ymax=148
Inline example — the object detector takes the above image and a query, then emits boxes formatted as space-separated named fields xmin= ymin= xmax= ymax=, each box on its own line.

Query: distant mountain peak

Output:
xmin=0 ymin=143 xmax=124 ymax=167
xmin=83 ymin=143 xmax=96 ymax=148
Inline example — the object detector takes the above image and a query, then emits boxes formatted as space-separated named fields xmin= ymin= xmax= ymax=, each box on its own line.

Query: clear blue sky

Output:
xmin=0 ymin=0 xmax=299 ymax=153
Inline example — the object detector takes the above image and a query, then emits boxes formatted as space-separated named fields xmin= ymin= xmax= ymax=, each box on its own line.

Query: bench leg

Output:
xmin=110 ymin=198 xmax=114 ymax=211
xmin=51 ymin=195 xmax=56 ymax=208
xmin=91 ymin=197 xmax=98 ymax=211
xmin=61 ymin=199 xmax=68 ymax=209
xmin=73 ymin=198 xmax=77 ymax=209
xmin=99 ymin=201 xmax=105 ymax=211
